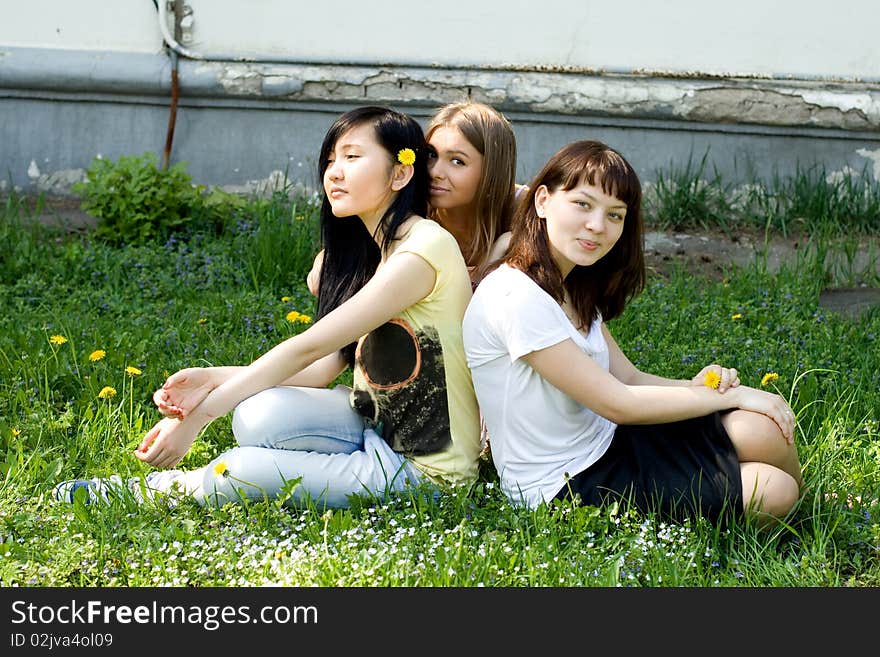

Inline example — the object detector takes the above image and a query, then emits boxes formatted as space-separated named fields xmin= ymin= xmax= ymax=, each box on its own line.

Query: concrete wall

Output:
xmin=2 ymin=0 xmax=879 ymax=196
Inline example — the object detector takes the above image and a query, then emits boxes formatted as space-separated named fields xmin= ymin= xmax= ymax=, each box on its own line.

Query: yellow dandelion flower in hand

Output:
xmin=98 ymin=386 xmax=117 ymax=399
xmin=213 ymin=460 xmax=229 ymax=477
xmin=49 ymin=335 xmax=68 ymax=345
xmin=761 ymin=372 xmax=779 ymax=387
xmin=703 ymin=370 xmax=721 ymax=390
xmin=397 ymin=148 xmax=416 ymax=166
xmin=125 ymin=366 xmax=142 ymax=376
xmin=88 ymin=349 xmax=106 ymax=362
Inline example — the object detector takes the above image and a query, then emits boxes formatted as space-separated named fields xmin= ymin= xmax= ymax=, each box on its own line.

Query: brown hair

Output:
xmin=426 ymin=101 xmax=517 ymax=275
xmin=505 ymin=140 xmax=645 ymax=328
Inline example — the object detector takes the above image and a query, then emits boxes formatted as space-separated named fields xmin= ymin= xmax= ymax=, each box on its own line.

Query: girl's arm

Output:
xmin=522 ymin=336 xmax=793 ymax=441
xmin=154 ymin=351 xmax=347 ymax=419
xmin=604 ymin=325 xmax=739 ymax=393
xmin=137 ymin=250 xmax=437 ymax=468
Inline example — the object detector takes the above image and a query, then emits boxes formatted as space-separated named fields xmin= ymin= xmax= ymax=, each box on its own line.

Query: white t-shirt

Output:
xmin=462 ymin=264 xmax=616 ymax=508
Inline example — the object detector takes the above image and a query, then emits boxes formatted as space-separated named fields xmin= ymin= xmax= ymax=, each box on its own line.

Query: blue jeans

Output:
xmin=144 ymin=386 xmax=427 ymax=508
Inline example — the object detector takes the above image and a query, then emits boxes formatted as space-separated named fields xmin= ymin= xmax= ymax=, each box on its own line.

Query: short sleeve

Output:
xmin=467 ymin=267 xmax=572 ymax=365
xmin=499 ymin=279 xmax=572 ymax=361
xmin=394 ymin=220 xmax=460 ymax=285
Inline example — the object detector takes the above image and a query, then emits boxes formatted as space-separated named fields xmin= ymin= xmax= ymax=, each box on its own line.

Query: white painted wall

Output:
xmin=2 ymin=0 xmax=877 ymax=80
xmin=0 ymin=1 xmax=162 ymax=53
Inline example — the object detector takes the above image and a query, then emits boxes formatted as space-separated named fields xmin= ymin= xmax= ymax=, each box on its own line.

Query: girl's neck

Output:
xmin=433 ymin=205 xmax=475 ymax=260
xmin=360 ymin=206 xmax=392 ymax=248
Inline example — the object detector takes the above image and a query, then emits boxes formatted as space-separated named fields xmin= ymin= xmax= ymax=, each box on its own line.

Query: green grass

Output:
xmin=644 ymin=154 xmax=880 ymax=239
xmin=0 ymin=172 xmax=878 ymax=587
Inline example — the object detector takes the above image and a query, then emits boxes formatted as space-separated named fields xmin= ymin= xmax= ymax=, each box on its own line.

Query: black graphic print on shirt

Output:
xmin=351 ymin=319 xmax=451 ymax=456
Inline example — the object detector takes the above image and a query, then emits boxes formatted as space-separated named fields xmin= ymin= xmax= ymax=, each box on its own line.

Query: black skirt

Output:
xmin=553 ymin=412 xmax=743 ymax=524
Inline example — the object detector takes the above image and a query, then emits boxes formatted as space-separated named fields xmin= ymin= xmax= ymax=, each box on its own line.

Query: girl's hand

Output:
xmin=152 ymin=367 xmax=215 ymax=419
xmin=730 ymin=386 xmax=796 ymax=444
xmin=691 ymin=364 xmax=740 ymax=393
xmin=134 ymin=416 xmax=200 ymax=469
xmin=306 ymin=250 xmax=324 ymax=297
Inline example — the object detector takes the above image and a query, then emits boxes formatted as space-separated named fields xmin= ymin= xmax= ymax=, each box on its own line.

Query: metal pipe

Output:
xmin=162 ymin=48 xmax=179 ymax=169
xmin=157 ymin=0 xmax=203 ymax=61
xmin=160 ymin=1 xmax=184 ymax=169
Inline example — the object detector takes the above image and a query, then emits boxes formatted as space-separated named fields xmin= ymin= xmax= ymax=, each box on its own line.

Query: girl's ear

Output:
xmin=390 ymin=163 xmax=414 ymax=191
xmin=534 ymin=185 xmax=550 ymax=218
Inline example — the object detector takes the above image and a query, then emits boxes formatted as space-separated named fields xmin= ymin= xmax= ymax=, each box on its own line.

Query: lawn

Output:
xmin=0 ymin=161 xmax=878 ymax=587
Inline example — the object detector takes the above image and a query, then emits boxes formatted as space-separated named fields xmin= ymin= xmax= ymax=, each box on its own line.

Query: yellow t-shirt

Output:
xmin=350 ymin=219 xmax=481 ymax=486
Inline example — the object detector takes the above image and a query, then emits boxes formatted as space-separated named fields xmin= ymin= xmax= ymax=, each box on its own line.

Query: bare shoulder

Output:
xmin=488 ymin=231 xmax=512 ymax=261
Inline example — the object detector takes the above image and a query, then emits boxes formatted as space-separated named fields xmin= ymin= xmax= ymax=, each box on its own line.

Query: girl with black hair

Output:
xmin=55 ymin=106 xmax=481 ymax=508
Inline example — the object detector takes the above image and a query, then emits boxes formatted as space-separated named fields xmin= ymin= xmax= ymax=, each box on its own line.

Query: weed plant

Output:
xmin=0 ymin=177 xmax=878 ymax=588
xmin=644 ymin=155 xmax=880 ymax=241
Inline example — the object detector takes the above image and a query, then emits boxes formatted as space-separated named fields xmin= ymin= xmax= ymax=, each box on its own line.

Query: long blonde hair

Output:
xmin=426 ymin=101 xmax=517 ymax=273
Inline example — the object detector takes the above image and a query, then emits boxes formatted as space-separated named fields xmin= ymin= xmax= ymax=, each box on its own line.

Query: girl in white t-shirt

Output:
xmin=463 ymin=140 xmax=802 ymax=528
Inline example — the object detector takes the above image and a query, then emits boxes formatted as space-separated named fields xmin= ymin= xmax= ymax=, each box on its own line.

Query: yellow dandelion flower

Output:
xmin=125 ymin=366 xmax=142 ymax=376
xmin=49 ymin=335 xmax=68 ymax=345
xmin=703 ymin=370 xmax=721 ymax=390
xmin=213 ymin=460 xmax=229 ymax=477
xmin=761 ymin=372 xmax=779 ymax=387
xmin=286 ymin=310 xmax=302 ymax=322
xmin=98 ymin=386 xmax=117 ymax=399
xmin=197 ymin=318 xmax=207 ymax=325
xmin=11 ymin=428 xmax=21 ymax=437
xmin=397 ymin=148 xmax=416 ymax=166
xmin=281 ymin=296 xmax=291 ymax=302
xmin=294 ymin=215 xmax=305 ymax=221
xmin=88 ymin=349 xmax=106 ymax=362
xmin=731 ymin=313 xmax=743 ymax=321
xmin=298 ymin=314 xmax=312 ymax=324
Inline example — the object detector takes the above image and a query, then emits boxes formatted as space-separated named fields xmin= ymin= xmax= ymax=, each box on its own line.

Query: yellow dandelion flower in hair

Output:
xmin=213 ymin=460 xmax=229 ymax=477
xmin=49 ymin=335 xmax=68 ymax=345
xmin=89 ymin=349 xmax=106 ymax=362
xmin=761 ymin=372 xmax=779 ymax=387
xmin=98 ymin=386 xmax=117 ymax=399
xmin=731 ymin=313 xmax=743 ymax=321
xmin=397 ymin=148 xmax=416 ymax=166
xmin=703 ymin=370 xmax=721 ymax=390
xmin=125 ymin=366 xmax=142 ymax=376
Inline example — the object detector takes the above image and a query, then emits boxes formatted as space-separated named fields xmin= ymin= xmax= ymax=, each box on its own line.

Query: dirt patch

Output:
xmin=644 ymin=226 xmax=880 ymax=319
xmin=14 ymin=194 xmax=98 ymax=232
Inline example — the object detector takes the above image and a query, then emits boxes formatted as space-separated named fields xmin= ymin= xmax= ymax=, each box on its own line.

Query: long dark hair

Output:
xmin=315 ymin=106 xmax=429 ymax=365
xmin=505 ymin=140 xmax=645 ymax=329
